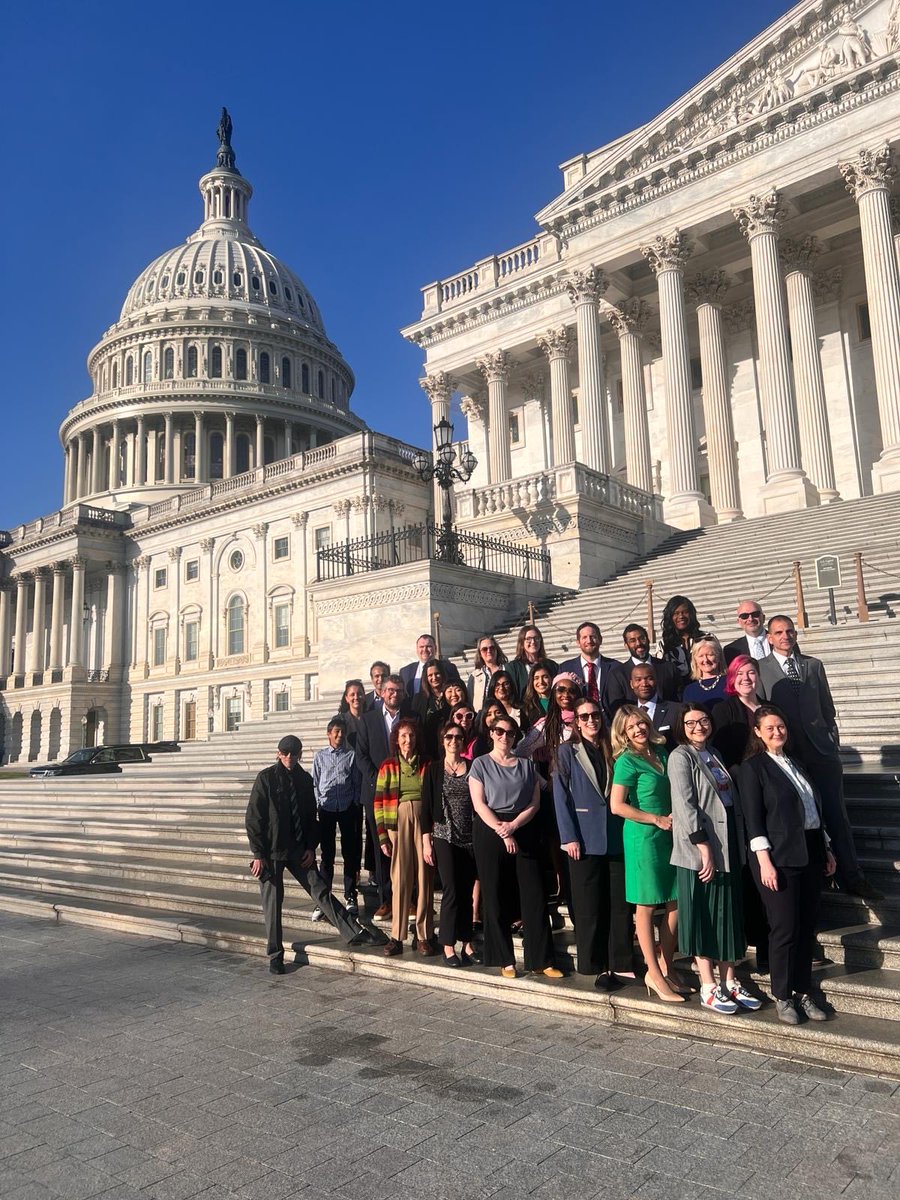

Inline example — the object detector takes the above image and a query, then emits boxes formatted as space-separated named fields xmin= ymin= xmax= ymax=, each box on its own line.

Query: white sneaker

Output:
xmin=726 ymin=979 xmax=762 ymax=1010
xmin=700 ymin=983 xmax=738 ymax=1014
xmin=309 ymin=907 xmax=325 ymax=922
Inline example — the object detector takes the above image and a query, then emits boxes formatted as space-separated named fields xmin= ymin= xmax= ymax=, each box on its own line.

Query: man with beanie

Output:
xmin=246 ymin=734 xmax=375 ymax=973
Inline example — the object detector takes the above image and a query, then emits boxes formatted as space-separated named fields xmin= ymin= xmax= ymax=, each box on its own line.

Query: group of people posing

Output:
xmin=247 ymin=595 xmax=878 ymax=1027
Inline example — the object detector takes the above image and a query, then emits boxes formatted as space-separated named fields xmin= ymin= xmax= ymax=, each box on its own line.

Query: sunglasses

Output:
xmin=738 ymin=611 xmax=762 ymax=620
xmin=554 ymin=686 xmax=578 ymax=695
xmin=577 ymin=712 xmax=602 ymax=722
xmin=493 ymin=728 xmax=514 ymax=738
xmin=443 ymin=733 xmax=464 ymax=742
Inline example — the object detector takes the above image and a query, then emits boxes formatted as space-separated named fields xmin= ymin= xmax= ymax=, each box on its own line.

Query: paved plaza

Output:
xmin=1 ymin=912 xmax=899 ymax=1200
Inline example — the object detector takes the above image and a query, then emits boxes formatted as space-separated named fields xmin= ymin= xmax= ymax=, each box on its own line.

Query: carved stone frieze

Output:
xmin=685 ymin=270 xmax=729 ymax=307
xmin=565 ymin=266 xmax=608 ymax=306
xmin=640 ymin=230 xmax=690 ymax=275
xmin=734 ymin=190 xmax=783 ymax=239
xmin=840 ymin=145 xmax=896 ymax=200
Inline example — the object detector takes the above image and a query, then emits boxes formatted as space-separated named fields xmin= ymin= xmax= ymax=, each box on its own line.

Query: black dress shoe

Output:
xmin=460 ymin=949 xmax=482 ymax=966
xmin=594 ymin=973 xmax=613 ymax=992
xmin=269 ymin=957 xmax=285 ymax=975
xmin=442 ymin=953 xmax=462 ymax=968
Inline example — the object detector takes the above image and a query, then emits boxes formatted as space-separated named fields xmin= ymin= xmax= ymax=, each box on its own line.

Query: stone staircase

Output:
xmin=1 ymin=492 xmax=899 ymax=1076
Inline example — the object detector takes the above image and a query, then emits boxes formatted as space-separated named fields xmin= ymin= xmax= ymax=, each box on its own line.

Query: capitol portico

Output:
xmin=402 ymin=0 xmax=900 ymax=557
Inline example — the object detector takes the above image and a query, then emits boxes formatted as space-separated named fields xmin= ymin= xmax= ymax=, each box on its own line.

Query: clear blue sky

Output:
xmin=0 ymin=0 xmax=791 ymax=529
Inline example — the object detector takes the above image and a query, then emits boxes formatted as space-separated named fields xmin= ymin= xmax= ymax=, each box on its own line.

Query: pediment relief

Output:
xmin=539 ymin=0 xmax=899 ymax=227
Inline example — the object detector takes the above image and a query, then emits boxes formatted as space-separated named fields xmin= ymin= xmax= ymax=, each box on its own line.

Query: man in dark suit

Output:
xmin=723 ymin=599 xmax=772 ymax=665
xmin=355 ymin=675 xmax=416 ymax=919
xmin=399 ymin=633 xmax=461 ymax=697
xmin=758 ymin=615 xmax=881 ymax=901
xmin=558 ymin=622 xmax=621 ymax=722
xmin=629 ymin=663 xmax=683 ymax=752
xmin=606 ymin=623 xmax=679 ymax=714
xmin=365 ymin=660 xmax=390 ymax=711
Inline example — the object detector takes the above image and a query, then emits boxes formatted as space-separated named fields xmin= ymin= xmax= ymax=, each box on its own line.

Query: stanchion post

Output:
xmin=645 ymin=580 xmax=655 ymax=642
xmin=793 ymin=561 xmax=808 ymax=630
xmin=433 ymin=611 xmax=442 ymax=659
xmin=854 ymin=552 xmax=869 ymax=623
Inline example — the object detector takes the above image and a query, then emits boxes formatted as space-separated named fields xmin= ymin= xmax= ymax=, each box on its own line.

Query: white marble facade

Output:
xmin=402 ymin=0 xmax=900 ymax=528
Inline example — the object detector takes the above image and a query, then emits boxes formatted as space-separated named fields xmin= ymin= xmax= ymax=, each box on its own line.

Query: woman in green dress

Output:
xmin=610 ymin=704 xmax=683 ymax=1003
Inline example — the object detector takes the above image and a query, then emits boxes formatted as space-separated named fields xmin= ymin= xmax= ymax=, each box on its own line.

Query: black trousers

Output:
xmin=363 ymin=798 xmax=391 ymax=906
xmin=794 ymin=746 xmax=861 ymax=887
xmin=318 ymin=807 xmax=362 ymax=897
xmin=472 ymin=812 xmax=554 ymax=971
xmin=433 ymin=838 xmax=476 ymax=947
xmin=568 ymin=853 xmax=634 ymax=975
xmin=259 ymin=855 xmax=360 ymax=960
xmin=750 ymin=831 xmax=824 ymax=1000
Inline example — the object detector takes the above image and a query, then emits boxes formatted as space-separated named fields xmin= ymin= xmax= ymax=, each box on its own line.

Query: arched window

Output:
xmin=227 ymin=595 xmax=245 ymax=656
xmin=233 ymin=271 xmax=242 ymax=288
xmin=143 ymin=351 xmax=153 ymax=384
xmin=125 ymin=356 xmax=134 ymax=386
xmin=213 ymin=269 xmax=223 ymax=285
xmin=235 ymin=348 xmax=248 ymax=380
xmin=301 ymin=363 xmax=310 ymax=393
xmin=259 ymin=352 xmax=270 ymax=384
xmin=210 ymin=345 xmax=223 ymax=378
xmin=186 ymin=346 xmax=198 ymax=378
xmin=281 ymin=357 xmax=291 ymax=388
xmin=112 ymin=361 xmax=118 ymax=389
xmin=163 ymin=347 xmax=174 ymax=379
xmin=317 ymin=369 xmax=325 ymax=399
xmin=236 ymin=434 xmax=251 ymax=474
xmin=209 ymin=432 xmax=224 ymax=480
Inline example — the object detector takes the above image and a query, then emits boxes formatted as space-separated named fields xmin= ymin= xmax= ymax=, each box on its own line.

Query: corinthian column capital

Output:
xmin=733 ymin=190 xmax=783 ymax=239
xmin=476 ymin=350 xmax=510 ymax=385
xmin=780 ymin=236 xmax=822 ymax=275
xmin=840 ymin=146 xmax=896 ymax=201
xmin=420 ymin=371 xmax=455 ymax=405
xmin=459 ymin=393 xmax=486 ymax=422
xmin=685 ymin=269 xmax=729 ymax=307
xmin=606 ymin=297 xmax=652 ymax=337
xmin=640 ymin=230 xmax=690 ymax=274
xmin=565 ymin=266 xmax=608 ymax=305
xmin=537 ymin=327 xmax=573 ymax=361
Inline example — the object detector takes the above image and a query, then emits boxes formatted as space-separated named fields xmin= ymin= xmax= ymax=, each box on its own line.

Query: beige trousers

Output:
xmin=387 ymin=799 xmax=434 ymax=944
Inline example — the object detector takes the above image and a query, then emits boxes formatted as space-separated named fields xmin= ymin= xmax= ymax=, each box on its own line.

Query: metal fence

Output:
xmin=316 ymin=522 xmax=551 ymax=583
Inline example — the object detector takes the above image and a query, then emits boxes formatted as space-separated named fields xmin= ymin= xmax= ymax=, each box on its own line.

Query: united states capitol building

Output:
xmin=1 ymin=0 xmax=899 ymax=763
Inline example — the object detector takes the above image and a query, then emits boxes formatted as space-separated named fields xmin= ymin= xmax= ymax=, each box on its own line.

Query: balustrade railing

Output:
xmin=464 ymin=465 xmax=662 ymax=523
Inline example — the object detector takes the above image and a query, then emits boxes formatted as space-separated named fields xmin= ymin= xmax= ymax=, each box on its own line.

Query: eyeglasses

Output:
xmin=738 ymin=610 xmax=762 ymax=621
xmin=684 ymin=718 xmax=711 ymax=728
xmin=493 ymin=728 xmax=514 ymax=738
xmin=577 ymin=712 xmax=601 ymax=723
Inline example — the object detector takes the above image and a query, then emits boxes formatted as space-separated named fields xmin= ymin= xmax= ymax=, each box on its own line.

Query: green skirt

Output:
xmin=675 ymin=806 xmax=746 ymax=962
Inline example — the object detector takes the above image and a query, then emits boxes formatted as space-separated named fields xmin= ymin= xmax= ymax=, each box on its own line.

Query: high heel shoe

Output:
xmin=664 ymin=974 xmax=695 ymax=995
xmin=645 ymin=976 xmax=686 ymax=1003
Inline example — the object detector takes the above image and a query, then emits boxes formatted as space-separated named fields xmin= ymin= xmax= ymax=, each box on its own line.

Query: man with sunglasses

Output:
xmin=723 ymin=600 xmax=771 ymax=665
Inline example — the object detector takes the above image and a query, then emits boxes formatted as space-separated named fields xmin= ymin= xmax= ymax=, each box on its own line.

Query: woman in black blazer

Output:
xmin=738 ymin=705 xmax=836 ymax=1026
xmin=711 ymin=655 xmax=762 ymax=770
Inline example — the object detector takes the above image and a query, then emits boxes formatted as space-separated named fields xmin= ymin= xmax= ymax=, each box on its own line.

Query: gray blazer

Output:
xmin=667 ymin=743 xmax=743 ymax=873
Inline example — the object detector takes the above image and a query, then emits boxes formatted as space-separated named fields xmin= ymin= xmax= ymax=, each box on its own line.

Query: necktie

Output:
xmin=784 ymin=656 xmax=801 ymax=684
xmin=639 ymin=704 xmax=650 ymax=716
xmin=586 ymin=661 xmax=599 ymax=702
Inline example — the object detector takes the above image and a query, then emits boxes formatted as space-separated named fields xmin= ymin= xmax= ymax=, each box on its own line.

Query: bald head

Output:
xmin=735 ymin=599 xmax=764 ymax=637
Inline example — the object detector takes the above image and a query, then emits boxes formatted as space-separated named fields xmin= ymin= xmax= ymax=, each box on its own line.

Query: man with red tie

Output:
xmin=558 ymin=622 xmax=620 ymax=722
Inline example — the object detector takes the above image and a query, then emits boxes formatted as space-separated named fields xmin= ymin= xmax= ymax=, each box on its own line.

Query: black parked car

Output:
xmin=29 ymin=744 xmax=151 ymax=778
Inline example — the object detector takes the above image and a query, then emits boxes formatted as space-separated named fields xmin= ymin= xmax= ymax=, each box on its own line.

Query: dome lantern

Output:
xmin=198 ymin=108 xmax=253 ymax=233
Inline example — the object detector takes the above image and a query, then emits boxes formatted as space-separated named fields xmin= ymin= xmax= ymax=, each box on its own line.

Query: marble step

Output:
xmin=2 ymin=887 xmax=900 ymax=1079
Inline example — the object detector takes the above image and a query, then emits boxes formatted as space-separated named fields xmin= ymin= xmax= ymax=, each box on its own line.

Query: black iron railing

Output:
xmin=316 ymin=522 xmax=551 ymax=583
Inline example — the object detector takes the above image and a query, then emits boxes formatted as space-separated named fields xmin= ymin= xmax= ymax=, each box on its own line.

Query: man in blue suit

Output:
xmin=558 ymin=622 xmax=620 ymax=721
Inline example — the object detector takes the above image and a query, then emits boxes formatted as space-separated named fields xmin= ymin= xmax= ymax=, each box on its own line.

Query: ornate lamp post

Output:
xmin=413 ymin=417 xmax=477 ymax=563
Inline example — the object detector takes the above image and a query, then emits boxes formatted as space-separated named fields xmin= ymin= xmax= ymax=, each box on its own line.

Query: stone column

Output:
xmin=91 ymin=427 xmax=103 ymax=494
xmin=13 ymin=575 xmax=28 ymax=676
xmin=104 ymin=563 xmax=126 ymax=671
xmin=283 ymin=420 xmax=292 ymax=459
xmin=255 ymin=415 xmax=265 ymax=468
xmin=194 ymin=412 xmax=205 ymax=482
xmin=164 ymin=412 xmax=174 ymax=484
xmin=538 ymin=328 xmax=576 ymax=467
xmin=48 ymin=563 xmax=67 ymax=672
xmin=0 ymin=587 xmax=11 ymax=677
xmin=107 ymin=421 xmax=120 ymax=491
xmin=173 ymin=425 xmax=182 ymax=484
xmin=135 ymin=415 xmax=146 ymax=486
xmin=76 ymin=433 xmax=88 ymax=499
xmin=63 ymin=444 xmax=72 ymax=505
xmin=840 ymin=147 xmax=900 ymax=492
xmin=27 ymin=569 xmax=47 ymax=674
xmin=734 ymin=191 xmax=817 ymax=511
xmin=686 ymin=271 xmax=743 ymax=521
xmin=421 ymin=371 xmax=454 ymax=517
xmin=607 ymin=299 xmax=654 ymax=493
xmin=566 ymin=268 xmax=611 ymax=473
xmin=225 ymin=413 xmax=236 ymax=478
xmin=780 ymin=237 xmax=840 ymax=502
xmin=69 ymin=557 xmax=86 ymax=668
xmin=641 ymin=231 xmax=714 ymax=526
xmin=476 ymin=351 xmax=511 ymax=483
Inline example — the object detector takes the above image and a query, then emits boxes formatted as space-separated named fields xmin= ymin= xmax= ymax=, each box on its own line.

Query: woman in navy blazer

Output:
xmin=553 ymin=697 xmax=633 ymax=991
xmin=738 ymin=705 xmax=836 ymax=1025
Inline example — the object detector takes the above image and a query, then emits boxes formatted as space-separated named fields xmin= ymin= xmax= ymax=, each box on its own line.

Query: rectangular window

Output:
xmin=153 ymin=626 xmax=166 ymax=666
xmin=225 ymin=696 xmax=242 ymax=732
xmin=274 ymin=603 xmax=290 ymax=649
xmin=571 ymin=393 xmax=580 ymax=427
xmin=154 ymin=567 xmax=167 ymax=589
xmin=273 ymin=690 xmax=290 ymax=712
xmin=273 ymin=535 xmax=290 ymax=561
xmin=314 ymin=526 xmax=331 ymax=551
xmin=509 ymin=408 xmax=523 ymax=447
xmin=184 ymin=621 xmax=199 ymax=662
xmin=151 ymin=703 xmax=164 ymax=742
xmin=183 ymin=700 xmax=197 ymax=740
xmin=690 ymin=357 xmax=703 ymax=391
xmin=616 ymin=378 xmax=624 ymax=413
xmin=185 ymin=558 xmax=200 ymax=582
xmin=857 ymin=302 xmax=872 ymax=343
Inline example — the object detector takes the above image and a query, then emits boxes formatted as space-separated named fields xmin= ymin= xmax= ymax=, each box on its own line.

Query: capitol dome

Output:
xmin=59 ymin=111 xmax=364 ymax=508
